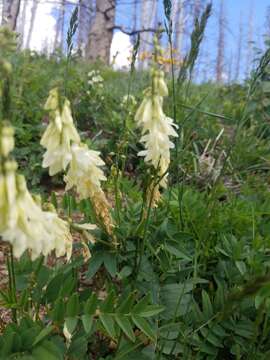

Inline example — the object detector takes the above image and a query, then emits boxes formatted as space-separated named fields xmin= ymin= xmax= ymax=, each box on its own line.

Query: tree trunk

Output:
xmin=53 ymin=0 xmax=66 ymax=52
xmin=85 ymin=0 xmax=116 ymax=64
xmin=138 ymin=0 xmax=157 ymax=69
xmin=2 ymin=0 xmax=21 ymax=30
xmin=18 ymin=0 xmax=27 ymax=48
xmin=172 ymin=0 xmax=185 ymax=56
xmin=25 ymin=0 xmax=38 ymax=49
xmin=216 ymin=0 xmax=225 ymax=83
xmin=246 ymin=2 xmax=254 ymax=77
xmin=78 ymin=0 xmax=94 ymax=53
xmin=234 ymin=13 xmax=243 ymax=82
xmin=131 ymin=0 xmax=138 ymax=44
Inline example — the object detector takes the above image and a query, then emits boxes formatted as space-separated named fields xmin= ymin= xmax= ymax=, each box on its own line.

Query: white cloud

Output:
xmin=110 ymin=31 xmax=132 ymax=70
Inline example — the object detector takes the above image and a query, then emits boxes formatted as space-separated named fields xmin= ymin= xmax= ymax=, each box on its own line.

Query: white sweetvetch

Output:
xmin=41 ymin=89 xmax=80 ymax=176
xmin=64 ymin=142 xmax=114 ymax=237
xmin=135 ymin=70 xmax=178 ymax=188
xmin=4 ymin=161 xmax=19 ymax=229
xmin=0 ymin=125 xmax=15 ymax=157
xmin=42 ymin=140 xmax=73 ymax=176
xmin=64 ymin=143 xmax=107 ymax=199
xmin=1 ymin=174 xmax=73 ymax=260
xmin=43 ymin=211 xmax=73 ymax=260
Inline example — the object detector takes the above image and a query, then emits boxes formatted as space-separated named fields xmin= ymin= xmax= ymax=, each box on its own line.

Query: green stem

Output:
xmin=168 ymin=21 xmax=184 ymax=230
xmin=7 ymin=246 xmax=17 ymax=323
xmin=134 ymin=178 xmax=157 ymax=280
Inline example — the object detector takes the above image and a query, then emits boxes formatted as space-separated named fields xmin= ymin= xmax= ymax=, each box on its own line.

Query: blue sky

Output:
xmin=115 ymin=0 xmax=270 ymax=80
xmin=60 ymin=0 xmax=270 ymax=80
xmin=207 ymin=0 xmax=269 ymax=79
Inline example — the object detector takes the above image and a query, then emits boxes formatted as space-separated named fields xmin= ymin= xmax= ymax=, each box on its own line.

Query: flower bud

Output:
xmin=0 ymin=125 xmax=15 ymax=157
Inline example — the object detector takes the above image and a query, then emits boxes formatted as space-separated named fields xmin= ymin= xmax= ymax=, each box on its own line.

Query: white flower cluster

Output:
xmin=135 ymin=69 xmax=178 ymax=188
xmin=41 ymin=88 xmax=107 ymax=198
xmin=41 ymin=88 xmax=113 ymax=236
xmin=120 ymin=94 xmax=137 ymax=108
xmin=41 ymin=88 xmax=80 ymax=176
xmin=87 ymin=70 xmax=104 ymax=88
xmin=64 ymin=143 xmax=107 ymax=200
xmin=0 ymin=125 xmax=73 ymax=260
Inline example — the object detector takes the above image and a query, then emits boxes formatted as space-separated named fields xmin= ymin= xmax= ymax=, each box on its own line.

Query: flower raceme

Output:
xmin=1 ymin=175 xmax=72 ymax=259
xmin=41 ymin=89 xmax=114 ymax=238
xmin=0 ymin=125 xmax=73 ymax=260
xmin=64 ymin=143 xmax=114 ymax=236
xmin=135 ymin=69 xmax=178 ymax=188
xmin=41 ymin=88 xmax=80 ymax=176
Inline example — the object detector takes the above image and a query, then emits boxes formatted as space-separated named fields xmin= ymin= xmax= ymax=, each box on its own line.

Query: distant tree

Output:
xmin=246 ymin=1 xmax=254 ymax=77
xmin=17 ymin=0 xmax=27 ymax=48
xmin=25 ymin=0 xmax=38 ymax=49
xmin=172 ymin=0 xmax=185 ymax=55
xmin=265 ymin=5 xmax=270 ymax=37
xmin=1 ymin=0 xmax=21 ymax=30
xmin=77 ymin=0 xmax=95 ymax=52
xmin=138 ymin=0 xmax=158 ymax=69
xmin=53 ymin=0 xmax=66 ymax=51
xmin=234 ymin=12 xmax=243 ymax=82
xmin=216 ymin=0 xmax=226 ymax=83
xmin=132 ymin=0 xmax=138 ymax=35
xmin=85 ymin=0 xmax=116 ymax=64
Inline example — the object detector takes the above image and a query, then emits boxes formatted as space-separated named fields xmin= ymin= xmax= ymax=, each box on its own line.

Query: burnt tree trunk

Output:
xmin=2 ymin=0 xmax=21 ymax=30
xmin=216 ymin=0 xmax=225 ymax=83
xmin=85 ymin=0 xmax=116 ymax=64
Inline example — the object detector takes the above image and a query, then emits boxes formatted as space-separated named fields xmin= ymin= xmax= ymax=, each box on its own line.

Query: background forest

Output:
xmin=0 ymin=0 xmax=269 ymax=82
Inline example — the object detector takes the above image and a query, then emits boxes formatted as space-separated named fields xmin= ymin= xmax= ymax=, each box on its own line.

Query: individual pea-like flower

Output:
xmin=43 ymin=210 xmax=73 ymax=260
xmin=44 ymin=87 xmax=59 ymax=112
xmin=42 ymin=138 xmax=73 ymax=176
xmin=0 ymin=124 xmax=15 ymax=157
xmin=0 ymin=161 xmax=18 ymax=233
xmin=135 ymin=69 xmax=178 ymax=188
xmin=41 ymin=89 xmax=80 ymax=175
xmin=65 ymin=143 xmax=107 ymax=198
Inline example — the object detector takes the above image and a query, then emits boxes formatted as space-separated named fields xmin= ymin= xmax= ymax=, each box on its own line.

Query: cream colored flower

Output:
xmin=0 ymin=125 xmax=15 ymax=157
xmin=44 ymin=87 xmax=59 ymax=112
xmin=0 ymin=120 xmax=74 ymax=260
xmin=4 ymin=161 xmax=18 ymax=229
xmin=40 ymin=112 xmax=62 ymax=150
xmin=0 ymin=168 xmax=5 ymax=232
xmin=1 ymin=174 xmax=73 ymax=260
xmin=65 ymin=143 xmax=107 ymax=199
xmin=43 ymin=211 xmax=73 ymax=260
xmin=0 ymin=161 xmax=18 ymax=233
xmin=64 ymin=143 xmax=114 ymax=237
xmin=135 ymin=70 xmax=178 ymax=188
xmin=42 ymin=141 xmax=72 ymax=176
xmin=2 ymin=175 xmax=51 ymax=258
xmin=41 ymin=89 xmax=80 ymax=176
